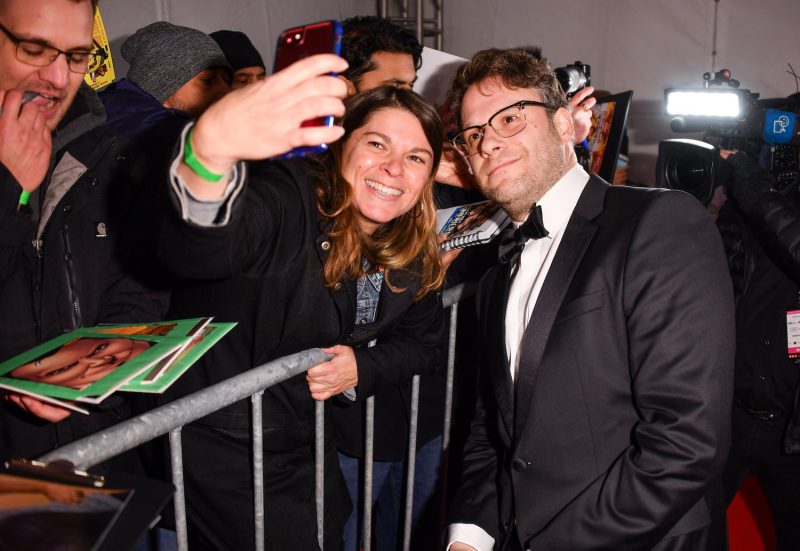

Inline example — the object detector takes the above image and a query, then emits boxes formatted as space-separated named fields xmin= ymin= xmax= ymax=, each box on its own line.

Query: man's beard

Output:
xmin=483 ymin=134 xmax=568 ymax=221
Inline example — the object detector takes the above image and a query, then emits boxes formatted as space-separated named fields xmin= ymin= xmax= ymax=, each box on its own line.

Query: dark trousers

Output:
xmin=723 ymin=402 xmax=800 ymax=551
xmin=180 ymin=422 xmax=350 ymax=551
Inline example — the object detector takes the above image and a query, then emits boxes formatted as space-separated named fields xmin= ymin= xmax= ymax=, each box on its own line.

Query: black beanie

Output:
xmin=210 ymin=30 xmax=266 ymax=71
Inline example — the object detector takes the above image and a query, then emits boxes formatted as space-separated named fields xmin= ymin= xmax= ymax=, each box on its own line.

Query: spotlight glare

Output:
xmin=666 ymin=90 xmax=742 ymax=118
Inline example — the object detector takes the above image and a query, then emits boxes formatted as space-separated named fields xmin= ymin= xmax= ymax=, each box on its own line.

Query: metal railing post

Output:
xmin=442 ymin=302 xmax=458 ymax=451
xmin=252 ymin=391 xmax=266 ymax=551
xmin=401 ymin=374 xmax=420 ymax=551
xmin=315 ymin=400 xmax=326 ymax=549
xmin=169 ymin=428 xmax=188 ymax=551
xmin=362 ymin=395 xmax=375 ymax=551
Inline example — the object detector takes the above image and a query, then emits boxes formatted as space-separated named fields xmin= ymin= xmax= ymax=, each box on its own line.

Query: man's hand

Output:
xmin=567 ymin=86 xmax=596 ymax=143
xmin=6 ymin=393 xmax=72 ymax=422
xmin=437 ymin=143 xmax=476 ymax=189
xmin=0 ymin=90 xmax=52 ymax=192
xmin=306 ymin=344 xmax=358 ymax=401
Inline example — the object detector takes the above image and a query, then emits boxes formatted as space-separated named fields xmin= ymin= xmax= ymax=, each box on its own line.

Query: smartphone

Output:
xmin=273 ymin=20 xmax=343 ymax=158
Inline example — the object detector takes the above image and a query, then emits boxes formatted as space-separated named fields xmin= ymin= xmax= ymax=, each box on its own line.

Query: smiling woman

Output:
xmin=316 ymin=86 xmax=444 ymax=296
xmin=158 ymin=58 xmax=447 ymax=549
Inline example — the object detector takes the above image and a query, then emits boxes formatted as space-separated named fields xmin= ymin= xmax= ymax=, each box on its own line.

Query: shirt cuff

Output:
xmin=169 ymin=122 xmax=245 ymax=227
xmin=447 ymin=523 xmax=495 ymax=551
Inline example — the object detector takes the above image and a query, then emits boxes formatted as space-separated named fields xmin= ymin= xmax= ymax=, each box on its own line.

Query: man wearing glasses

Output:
xmin=445 ymin=48 xmax=734 ymax=551
xmin=0 ymin=0 xmax=168 ymax=464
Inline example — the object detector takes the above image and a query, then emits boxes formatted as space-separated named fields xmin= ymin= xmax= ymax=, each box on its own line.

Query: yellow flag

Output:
xmin=84 ymin=5 xmax=115 ymax=90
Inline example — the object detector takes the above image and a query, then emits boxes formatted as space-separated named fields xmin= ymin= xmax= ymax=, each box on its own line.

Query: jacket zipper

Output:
xmin=62 ymin=224 xmax=83 ymax=328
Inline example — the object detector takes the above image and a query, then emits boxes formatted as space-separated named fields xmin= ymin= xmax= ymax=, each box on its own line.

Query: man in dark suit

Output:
xmin=445 ymin=48 xmax=735 ymax=551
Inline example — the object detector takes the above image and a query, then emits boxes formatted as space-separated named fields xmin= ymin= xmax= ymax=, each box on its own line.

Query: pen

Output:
xmin=17 ymin=190 xmax=30 ymax=212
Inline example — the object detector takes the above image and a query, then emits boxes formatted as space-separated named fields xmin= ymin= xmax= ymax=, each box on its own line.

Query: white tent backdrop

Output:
xmin=100 ymin=0 xmax=799 ymax=185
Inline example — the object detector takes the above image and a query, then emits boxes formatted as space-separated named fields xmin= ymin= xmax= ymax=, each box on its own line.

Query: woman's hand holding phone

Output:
xmin=181 ymin=54 xmax=348 ymax=200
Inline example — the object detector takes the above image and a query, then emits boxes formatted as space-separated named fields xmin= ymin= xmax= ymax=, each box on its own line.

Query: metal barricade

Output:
xmin=39 ymin=281 xmax=477 ymax=550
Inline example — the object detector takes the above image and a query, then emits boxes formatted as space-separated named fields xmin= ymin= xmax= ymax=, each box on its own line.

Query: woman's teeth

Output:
xmin=366 ymin=179 xmax=401 ymax=197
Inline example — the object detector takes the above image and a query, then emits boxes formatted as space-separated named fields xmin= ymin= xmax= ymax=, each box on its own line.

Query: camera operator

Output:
xmin=716 ymin=148 xmax=800 ymax=550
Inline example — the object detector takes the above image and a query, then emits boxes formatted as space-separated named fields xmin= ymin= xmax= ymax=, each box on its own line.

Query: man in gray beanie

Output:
xmin=99 ymin=21 xmax=232 ymax=182
xmin=120 ymin=21 xmax=231 ymax=117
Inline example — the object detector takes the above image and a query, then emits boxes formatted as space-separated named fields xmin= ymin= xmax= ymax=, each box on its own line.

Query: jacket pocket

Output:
xmin=554 ymin=289 xmax=604 ymax=325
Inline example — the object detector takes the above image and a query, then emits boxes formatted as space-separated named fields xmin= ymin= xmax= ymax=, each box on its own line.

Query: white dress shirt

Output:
xmin=505 ymin=164 xmax=588 ymax=380
xmin=447 ymin=163 xmax=589 ymax=551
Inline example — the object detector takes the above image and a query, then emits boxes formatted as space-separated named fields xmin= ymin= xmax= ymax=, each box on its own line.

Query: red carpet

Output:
xmin=727 ymin=475 xmax=776 ymax=551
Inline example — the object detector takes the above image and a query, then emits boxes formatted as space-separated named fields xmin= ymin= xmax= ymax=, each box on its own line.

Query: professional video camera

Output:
xmin=656 ymin=70 xmax=800 ymax=204
xmin=555 ymin=61 xmax=591 ymax=98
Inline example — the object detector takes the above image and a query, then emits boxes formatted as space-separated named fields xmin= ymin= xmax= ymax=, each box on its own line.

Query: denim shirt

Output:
xmin=355 ymin=258 xmax=383 ymax=326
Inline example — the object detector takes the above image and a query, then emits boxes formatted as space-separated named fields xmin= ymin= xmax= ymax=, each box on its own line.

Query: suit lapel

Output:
xmin=482 ymin=264 xmax=515 ymax=442
xmin=513 ymin=176 xmax=607 ymax=441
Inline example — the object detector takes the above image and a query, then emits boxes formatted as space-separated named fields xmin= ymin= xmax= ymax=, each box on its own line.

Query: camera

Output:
xmin=656 ymin=70 xmax=800 ymax=204
xmin=555 ymin=61 xmax=591 ymax=98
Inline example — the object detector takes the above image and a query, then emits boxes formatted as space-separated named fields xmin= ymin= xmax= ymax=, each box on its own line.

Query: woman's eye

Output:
xmin=367 ymin=141 xmax=385 ymax=150
xmin=408 ymin=155 xmax=426 ymax=165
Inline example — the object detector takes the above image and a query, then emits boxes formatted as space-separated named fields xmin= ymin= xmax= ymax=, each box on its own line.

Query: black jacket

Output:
xmin=0 ymin=86 xmax=169 ymax=462
xmin=717 ymin=152 xmax=800 ymax=453
xmin=160 ymin=157 xmax=444 ymax=453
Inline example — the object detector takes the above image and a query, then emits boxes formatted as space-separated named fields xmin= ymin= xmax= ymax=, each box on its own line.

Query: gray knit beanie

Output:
xmin=122 ymin=21 xmax=232 ymax=104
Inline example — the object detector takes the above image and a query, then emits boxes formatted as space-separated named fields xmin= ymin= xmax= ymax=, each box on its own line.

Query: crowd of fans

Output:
xmin=2 ymin=1 xmax=799 ymax=550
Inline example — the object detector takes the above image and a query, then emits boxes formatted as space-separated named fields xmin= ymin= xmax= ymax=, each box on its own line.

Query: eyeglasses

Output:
xmin=0 ymin=22 xmax=105 ymax=74
xmin=450 ymin=100 xmax=558 ymax=157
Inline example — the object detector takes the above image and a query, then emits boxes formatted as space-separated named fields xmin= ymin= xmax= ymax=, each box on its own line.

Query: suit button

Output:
xmin=321 ymin=240 xmax=331 ymax=251
xmin=512 ymin=458 xmax=529 ymax=472
xmin=334 ymin=282 xmax=342 ymax=290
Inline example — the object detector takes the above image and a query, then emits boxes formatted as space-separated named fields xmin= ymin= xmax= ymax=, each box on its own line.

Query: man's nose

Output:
xmin=478 ymin=125 xmax=505 ymax=157
xmin=37 ymin=53 xmax=71 ymax=89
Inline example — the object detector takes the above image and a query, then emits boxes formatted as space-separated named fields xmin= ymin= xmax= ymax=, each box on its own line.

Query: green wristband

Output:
xmin=183 ymin=128 xmax=226 ymax=183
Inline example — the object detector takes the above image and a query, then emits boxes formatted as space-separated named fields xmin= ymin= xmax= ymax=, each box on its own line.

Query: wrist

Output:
xmin=183 ymin=127 xmax=234 ymax=180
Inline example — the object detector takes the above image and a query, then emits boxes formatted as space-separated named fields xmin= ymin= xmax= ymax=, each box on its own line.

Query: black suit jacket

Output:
xmin=449 ymin=176 xmax=734 ymax=550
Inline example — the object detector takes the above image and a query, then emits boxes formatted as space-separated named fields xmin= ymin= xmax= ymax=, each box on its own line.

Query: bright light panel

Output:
xmin=666 ymin=91 xmax=742 ymax=118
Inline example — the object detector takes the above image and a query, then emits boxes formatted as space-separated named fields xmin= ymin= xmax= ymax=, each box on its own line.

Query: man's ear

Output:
xmin=553 ymin=106 xmax=575 ymax=145
xmin=338 ymin=75 xmax=358 ymax=98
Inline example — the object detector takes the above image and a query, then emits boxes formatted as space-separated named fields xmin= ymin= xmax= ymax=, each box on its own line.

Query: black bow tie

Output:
xmin=498 ymin=204 xmax=549 ymax=270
